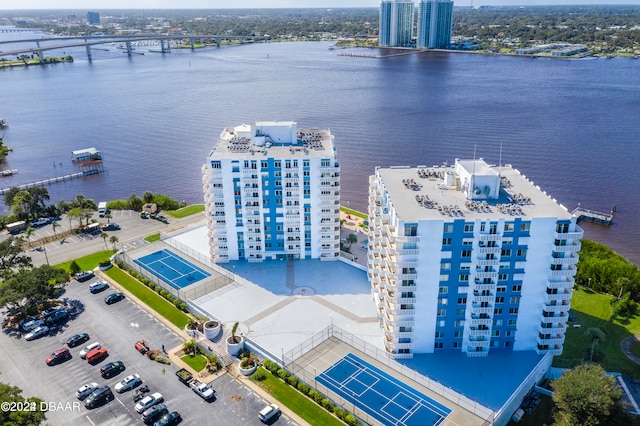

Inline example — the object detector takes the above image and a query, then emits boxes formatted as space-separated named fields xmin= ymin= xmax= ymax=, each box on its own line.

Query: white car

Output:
xmin=76 ymin=382 xmax=99 ymax=400
xmin=79 ymin=342 xmax=101 ymax=359
xmin=134 ymin=392 xmax=163 ymax=413
xmin=259 ymin=403 xmax=281 ymax=423
xmin=114 ymin=374 xmax=141 ymax=393
xmin=21 ymin=317 xmax=45 ymax=332
xmin=24 ymin=325 xmax=49 ymax=341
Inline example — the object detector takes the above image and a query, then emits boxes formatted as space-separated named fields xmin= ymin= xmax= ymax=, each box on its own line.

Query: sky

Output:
xmin=1 ymin=0 xmax=640 ymax=10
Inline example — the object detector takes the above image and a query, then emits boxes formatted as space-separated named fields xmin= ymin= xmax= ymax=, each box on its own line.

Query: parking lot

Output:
xmin=0 ymin=275 xmax=296 ymax=425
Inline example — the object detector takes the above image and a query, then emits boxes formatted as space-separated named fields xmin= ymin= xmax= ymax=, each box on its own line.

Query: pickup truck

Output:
xmin=176 ymin=368 xmax=215 ymax=400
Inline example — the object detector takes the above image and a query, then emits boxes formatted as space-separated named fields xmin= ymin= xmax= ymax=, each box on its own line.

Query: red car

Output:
xmin=46 ymin=347 xmax=71 ymax=365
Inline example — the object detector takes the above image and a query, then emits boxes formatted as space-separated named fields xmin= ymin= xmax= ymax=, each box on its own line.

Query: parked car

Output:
xmin=75 ymin=270 xmax=95 ymax=282
xmin=20 ymin=317 xmax=45 ymax=332
xmin=76 ymin=382 xmax=99 ymax=400
xmin=141 ymin=403 xmax=168 ymax=424
xmin=89 ymin=280 xmax=109 ymax=294
xmin=45 ymin=309 xmax=68 ymax=325
xmin=66 ymin=333 xmax=90 ymax=348
xmin=100 ymin=360 xmax=125 ymax=378
xmin=42 ymin=305 xmax=65 ymax=319
xmin=104 ymin=292 xmax=125 ymax=305
xmin=135 ymin=392 xmax=164 ymax=413
xmin=30 ymin=218 xmax=49 ymax=227
xmin=86 ymin=347 xmax=108 ymax=364
xmin=154 ymin=411 xmax=182 ymax=426
xmin=115 ymin=374 xmax=141 ymax=393
xmin=25 ymin=325 xmax=49 ymax=341
xmin=258 ymin=404 xmax=281 ymax=423
xmin=45 ymin=347 xmax=71 ymax=365
xmin=84 ymin=385 xmax=113 ymax=409
xmin=102 ymin=223 xmax=120 ymax=231
xmin=79 ymin=342 xmax=101 ymax=359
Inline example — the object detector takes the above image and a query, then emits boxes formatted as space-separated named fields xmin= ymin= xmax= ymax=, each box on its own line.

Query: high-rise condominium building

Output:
xmin=416 ymin=0 xmax=454 ymax=49
xmin=86 ymin=12 xmax=101 ymax=25
xmin=202 ymin=121 xmax=341 ymax=263
xmin=368 ymin=159 xmax=582 ymax=359
xmin=379 ymin=1 xmax=415 ymax=48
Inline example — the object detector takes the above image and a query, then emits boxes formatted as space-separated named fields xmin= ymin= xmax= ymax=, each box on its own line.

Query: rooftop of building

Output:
xmin=208 ymin=120 xmax=336 ymax=160
xmin=375 ymin=159 xmax=573 ymax=223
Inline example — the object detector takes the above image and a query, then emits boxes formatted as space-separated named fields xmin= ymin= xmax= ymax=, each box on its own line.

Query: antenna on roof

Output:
xmin=498 ymin=142 xmax=503 ymax=179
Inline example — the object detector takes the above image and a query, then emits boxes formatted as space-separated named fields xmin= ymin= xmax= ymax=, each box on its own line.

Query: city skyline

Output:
xmin=2 ymin=0 xmax=640 ymax=11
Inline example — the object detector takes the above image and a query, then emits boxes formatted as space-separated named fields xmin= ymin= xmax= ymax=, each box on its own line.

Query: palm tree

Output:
xmin=51 ymin=220 xmax=60 ymax=239
xmin=109 ymin=235 xmax=119 ymax=251
xmin=346 ymin=233 xmax=358 ymax=248
xmin=104 ymin=213 xmax=112 ymax=224
xmin=182 ymin=339 xmax=197 ymax=355
xmin=25 ymin=227 xmax=35 ymax=248
xmin=585 ymin=327 xmax=605 ymax=362
xmin=100 ymin=232 xmax=109 ymax=250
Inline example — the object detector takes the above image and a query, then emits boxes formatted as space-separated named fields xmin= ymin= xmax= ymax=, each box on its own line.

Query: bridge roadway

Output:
xmin=0 ymin=34 xmax=265 ymax=59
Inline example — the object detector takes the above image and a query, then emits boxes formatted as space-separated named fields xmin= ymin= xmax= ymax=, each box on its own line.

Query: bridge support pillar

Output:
xmin=160 ymin=39 xmax=165 ymax=53
xmin=216 ymin=39 xmax=220 ymax=48
xmin=36 ymin=50 xmax=44 ymax=61
xmin=190 ymin=38 xmax=195 ymax=50
xmin=126 ymin=41 xmax=132 ymax=56
xmin=85 ymin=44 xmax=92 ymax=60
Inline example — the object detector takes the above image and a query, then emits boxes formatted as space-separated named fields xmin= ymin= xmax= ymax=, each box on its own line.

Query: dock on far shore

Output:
xmin=571 ymin=203 xmax=616 ymax=225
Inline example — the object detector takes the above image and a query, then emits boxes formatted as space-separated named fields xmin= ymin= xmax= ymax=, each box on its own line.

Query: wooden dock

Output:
xmin=571 ymin=204 xmax=615 ymax=225
xmin=0 ymin=169 xmax=106 ymax=195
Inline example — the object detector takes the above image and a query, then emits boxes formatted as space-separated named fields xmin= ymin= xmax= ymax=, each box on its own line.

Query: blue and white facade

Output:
xmin=368 ymin=159 xmax=582 ymax=359
xmin=203 ymin=121 xmax=341 ymax=263
xmin=379 ymin=0 xmax=415 ymax=48
xmin=416 ymin=0 xmax=454 ymax=49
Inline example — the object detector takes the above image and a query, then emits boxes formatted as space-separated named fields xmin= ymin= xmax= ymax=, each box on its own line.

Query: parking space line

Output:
xmin=85 ymin=415 xmax=96 ymax=426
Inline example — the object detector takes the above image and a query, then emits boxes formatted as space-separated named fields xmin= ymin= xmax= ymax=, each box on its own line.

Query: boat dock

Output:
xmin=571 ymin=204 xmax=615 ymax=225
xmin=0 ymin=169 xmax=106 ymax=196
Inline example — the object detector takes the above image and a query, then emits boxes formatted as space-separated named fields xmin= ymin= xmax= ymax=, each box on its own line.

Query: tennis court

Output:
xmin=317 ymin=353 xmax=451 ymax=426
xmin=133 ymin=249 xmax=211 ymax=290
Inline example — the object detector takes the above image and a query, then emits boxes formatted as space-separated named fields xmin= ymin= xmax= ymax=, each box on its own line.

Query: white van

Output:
xmin=98 ymin=202 xmax=107 ymax=217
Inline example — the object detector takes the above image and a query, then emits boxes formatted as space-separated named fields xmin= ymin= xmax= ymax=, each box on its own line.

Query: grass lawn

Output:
xmin=251 ymin=368 xmax=341 ymax=426
xmin=166 ymin=204 xmax=205 ymax=218
xmin=181 ymin=354 xmax=207 ymax=372
xmin=144 ymin=233 xmax=160 ymax=243
xmin=340 ymin=206 xmax=367 ymax=219
xmin=57 ymin=250 xmax=115 ymax=272
xmin=104 ymin=267 xmax=190 ymax=329
xmin=555 ymin=287 xmax=640 ymax=377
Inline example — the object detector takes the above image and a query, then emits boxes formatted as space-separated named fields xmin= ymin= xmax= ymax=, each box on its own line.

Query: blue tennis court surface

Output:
xmin=133 ymin=249 xmax=210 ymax=290
xmin=317 ymin=353 xmax=451 ymax=426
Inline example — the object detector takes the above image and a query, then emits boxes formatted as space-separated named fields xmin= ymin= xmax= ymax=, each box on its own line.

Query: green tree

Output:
xmin=0 ymin=382 xmax=46 ymax=425
xmin=100 ymin=232 xmax=109 ymax=250
xmin=182 ymin=339 xmax=197 ymax=355
xmin=68 ymin=260 xmax=81 ymax=276
xmin=51 ymin=220 xmax=60 ymax=239
xmin=0 ymin=264 xmax=69 ymax=313
xmin=552 ymin=363 xmax=626 ymax=426
xmin=24 ymin=226 xmax=35 ymax=248
xmin=584 ymin=328 xmax=605 ymax=362
xmin=128 ymin=194 xmax=143 ymax=211
xmin=143 ymin=191 xmax=155 ymax=204
xmin=104 ymin=213 xmax=112 ymax=224
xmin=346 ymin=233 xmax=358 ymax=248
xmin=109 ymin=235 xmax=119 ymax=251
xmin=0 ymin=236 xmax=32 ymax=278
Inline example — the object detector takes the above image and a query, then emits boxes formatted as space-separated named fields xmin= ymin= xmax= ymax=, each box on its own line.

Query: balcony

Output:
xmin=547 ymin=279 xmax=574 ymax=290
xmin=468 ymin=328 xmax=491 ymax=337
xmin=470 ymin=317 xmax=492 ymax=326
xmin=544 ymin=290 xmax=572 ymax=303
xmin=471 ymin=305 xmax=493 ymax=314
xmin=549 ymin=266 xmax=577 ymax=278
xmin=472 ymin=294 xmax=494 ymax=302
xmin=550 ymin=254 xmax=579 ymax=266
xmin=479 ymin=234 xmax=501 ymax=241
xmin=543 ymin=302 xmax=571 ymax=314
xmin=553 ymin=240 xmax=582 ymax=253
xmin=473 ymin=283 xmax=496 ymax=292
xmin=477 ymin=247 xmax=501 ymax=255
xmin=540 ymin=312 xmax=568 ymax=324
xmin=475 ymin=271 xmax=498 ymax=279
xmin=476 ymin=259 xmax=500 ymax=267
xmin=537 ymin=336 xmax=564 ymax=347
xmin=554 ymin=227 xmax=584 ymax=241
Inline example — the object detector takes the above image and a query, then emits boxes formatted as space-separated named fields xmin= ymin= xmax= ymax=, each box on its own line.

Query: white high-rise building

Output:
xmin=368 ymin=159 xmax=582 ymax=359
xmin=202 ymin=121 xmax=341 ymax=263
xmin=416 ymin=0 xmax=454 ymax=49
xmin=379 ymin=0 xmax=415 ymax=48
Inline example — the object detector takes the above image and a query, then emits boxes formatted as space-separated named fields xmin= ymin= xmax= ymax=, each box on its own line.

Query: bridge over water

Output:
xmin=0 ymin=34 xmax=265 ymax=60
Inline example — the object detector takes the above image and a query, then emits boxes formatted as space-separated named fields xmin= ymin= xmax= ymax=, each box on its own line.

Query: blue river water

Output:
xmin=1 ymin=35 xmax=639 ymax=264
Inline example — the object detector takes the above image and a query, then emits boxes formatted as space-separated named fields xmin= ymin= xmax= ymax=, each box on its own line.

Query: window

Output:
xmin=505 ymin=330 xmax=514 ymax=337
xmin=457 ymin=297 xmax=467 ymax=304
xmin=505 ymin=341 xmax=511 ymax=347
xmin=512 ymin=285 xmax=522 ymax=292
xmin=509 ymin=307 xmax=519 ymax=314
xmin=504 ymin=223 xmax=514 ymax=232
xmin=437 ymin=309 xmax=446 ymax=316
xmin=439 ymin=274 xmax=449 ymax=281
xmin=439 ymin=286 xmax=448 ymax=294
xmin=459 ymin=274 xmax=469 ymax=282
xmin=494 ymin=319 xmax=503 ymax=326
xmin=520 ymin=223 xmax=530 ymax=232
xmin=303 ymin=160 xmax=309 ymax=167
xmin=497 ymin=286 xmax=506 ymax=293
xmin=404 ymin=225 xmax=417 ymax=236
xmin=495 ymin=297 xmax=504 ymax=303
xmin=438 ymin=320 xmax=445 ymax=327
xmin=434 ymin=342 xmax=443 ymax=349
xmin=517 ymin=249 xmax=527 ymax=257
xmin=438 ymin=298 xmax=448 ymax=306
xmin=440 ymin=263 xmax=451 ymax=271
xmin=454 ymin=331 xmax=463 ymax=338
xmin=494 ymin=308 xmax=503 ymax=315
xmin=442 ymin=237 xmax=452 ymax=246
xmin=435 ymin=331 xmax=444 ymax=338
xmin=453 ymin=342 xmax=460 ymax=348
xmin=498 ymin=274 xmax=508 ymax=281
xmin=510 ymin=296 xmax=520 ymax=304
xmin=456 ymin=308 xmax=465 ymax=316
xmin=462 ymin=249 xmax=471 ymax=258
xmin=508 ymin=319 xmax=517 ymax=326
xmin=211 ymin=161 xmax=221 ymax=169
xmin=454 ymin=320 xmax=465 ymax=327
xmin=501 ymin=249 xmax=511 ymax=257
xmin=492 ymin=330 xmax=500 ymax=337
xmin=443 ymin=224 xmax=453 ymax=233
xmin=464 ymin=224 xmax=474 ymax=233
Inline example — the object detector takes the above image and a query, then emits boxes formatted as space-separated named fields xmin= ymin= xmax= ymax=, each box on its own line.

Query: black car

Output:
xmin=75 ymin=271 xmax=95 ymax=282
xmin=44 ymin=309 xmax=68 ymax=325
xmin=66 ymin=333 xmax=90 ymax=348
xmin=42 ymin=305 xmax=65 ymax=319
xmin=102 ymin=223 xmax=120 ymax=231
xmin=154 ymin=411 xmax=181 ymax=426
xmin=104 ymin=292 xmax=125 ymax=305
xmin=100 ymin=360 xmax=125 ymax=379
xmin=84 ymin=385 xmax=113 ymax=409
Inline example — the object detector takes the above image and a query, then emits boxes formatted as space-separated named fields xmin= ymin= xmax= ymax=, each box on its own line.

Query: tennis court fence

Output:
xmin=283 ymin=324 xmax=496 ymax=425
